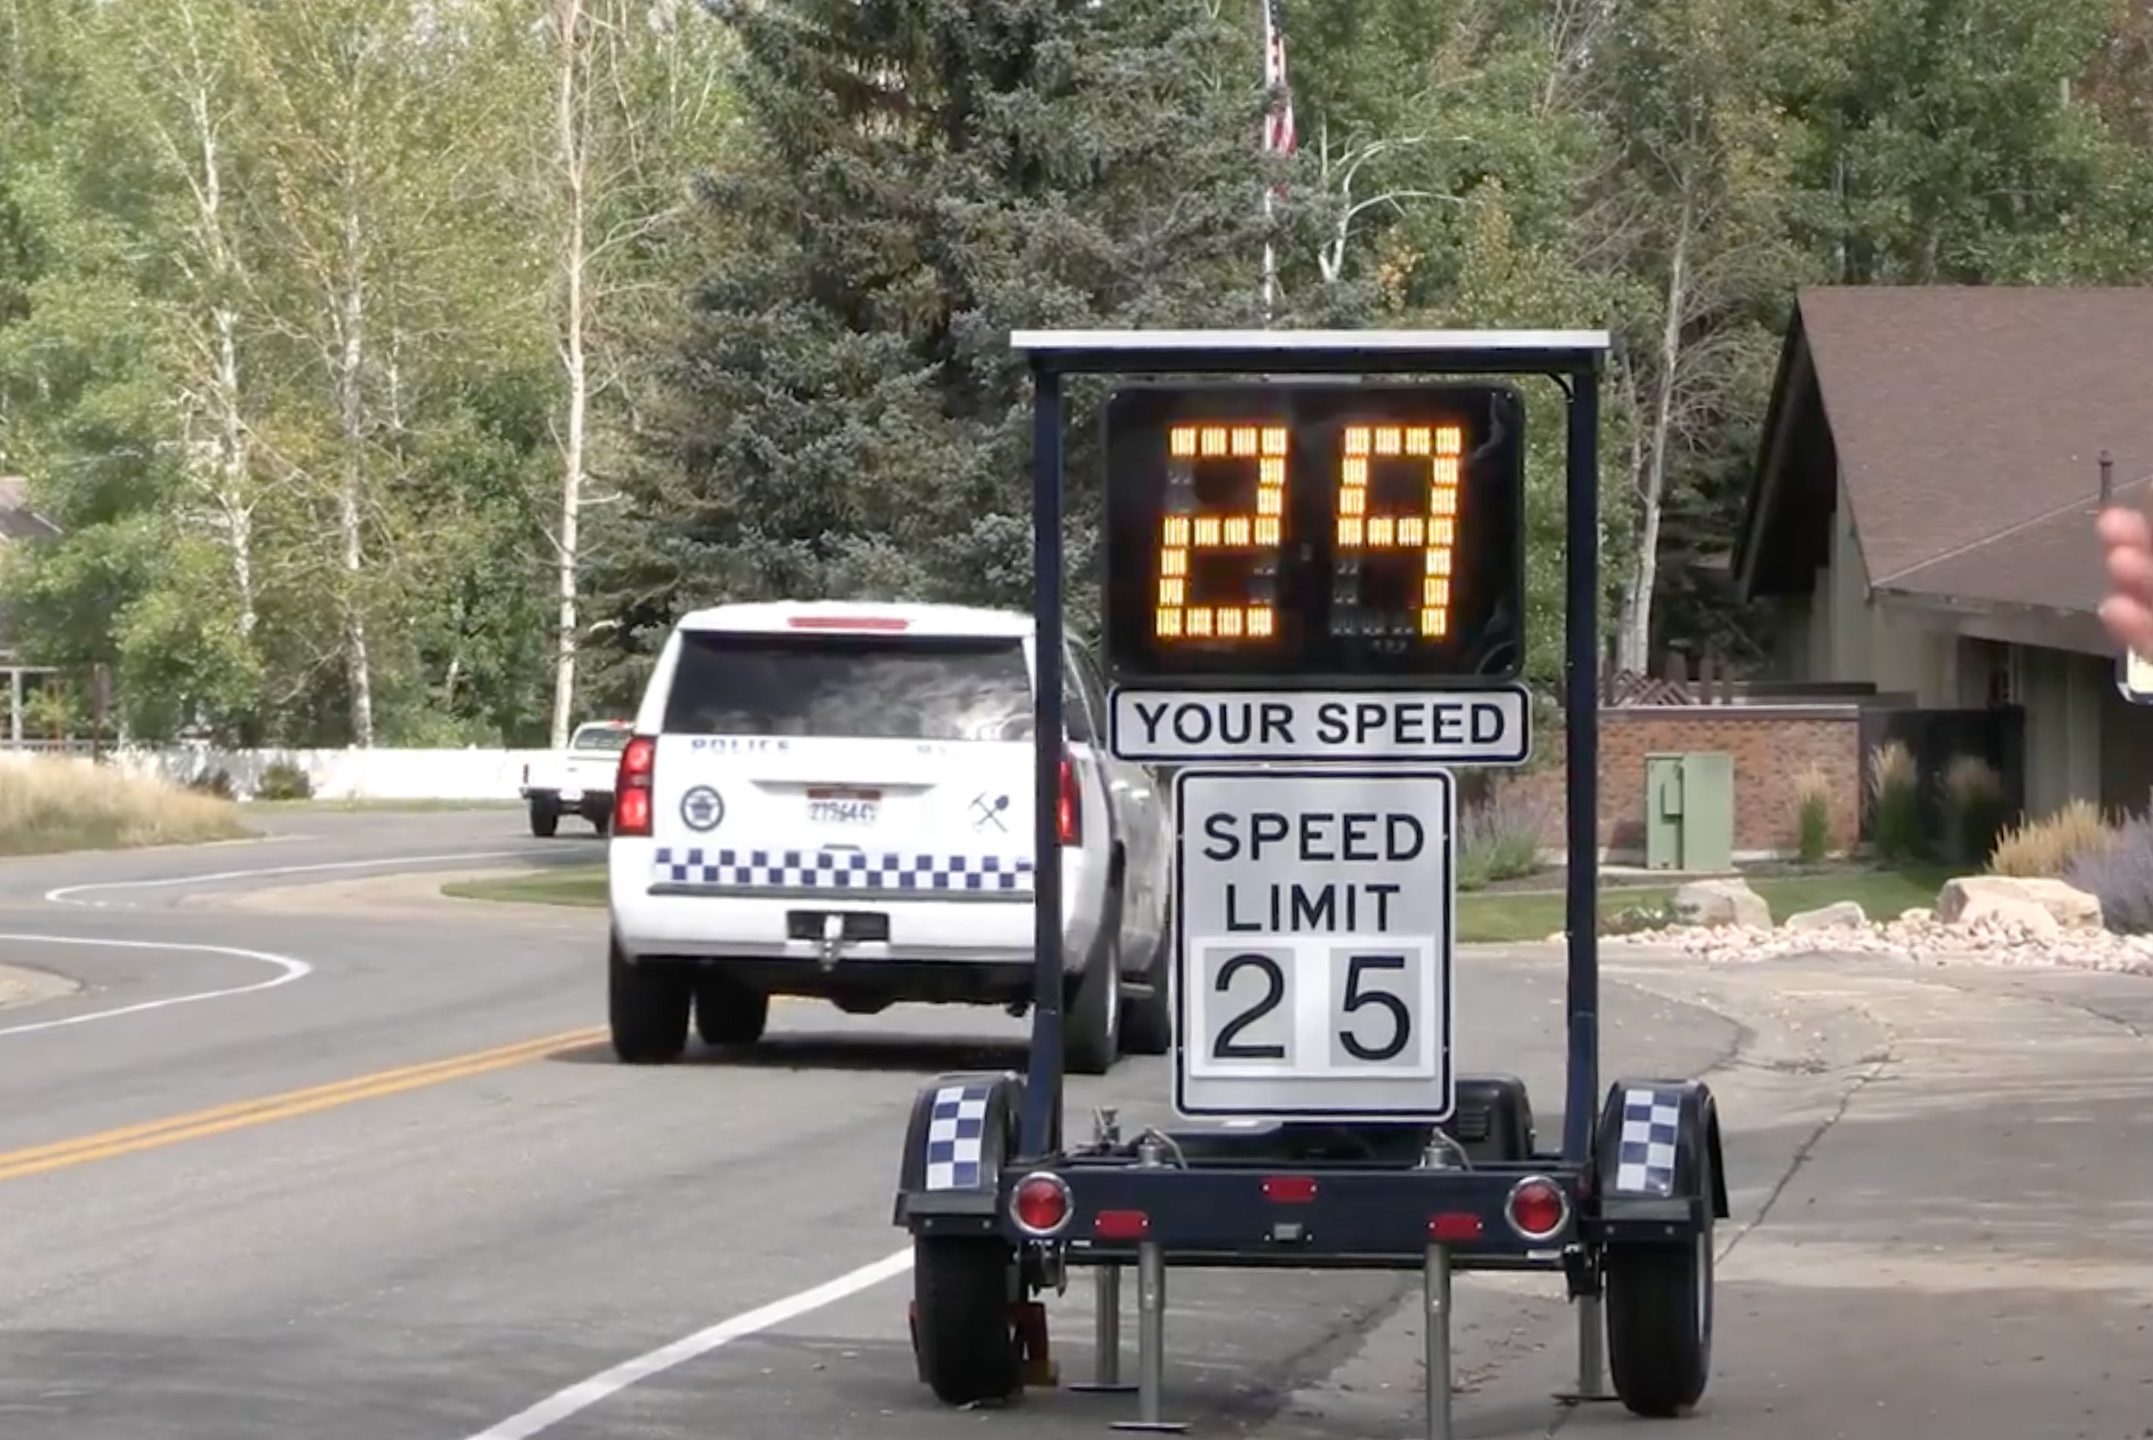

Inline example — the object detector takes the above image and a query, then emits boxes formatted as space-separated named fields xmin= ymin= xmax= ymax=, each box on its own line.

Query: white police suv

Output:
xmin=604 ymin=600 xmax=1173 ymax=1073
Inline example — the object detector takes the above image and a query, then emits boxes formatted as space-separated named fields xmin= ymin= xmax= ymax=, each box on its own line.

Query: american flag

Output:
xmin=1261 ymin=0 xmax=1295 ymax=157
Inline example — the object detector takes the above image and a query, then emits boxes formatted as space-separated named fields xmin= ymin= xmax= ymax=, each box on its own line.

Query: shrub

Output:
xmin=255 ymin=760 xmax=314 ymax=801
xmin=1987 ymin=798 xmax=2113 ymax=878
xmin=1938 ymin=754 xmax=2010 ymax=865
xmin=1867 ymin=741 xmax=1922 ymax=862
xmin=186 ymin=767 xmax=237 ymax=801
xmin=2065 ymin=812 xmax=2153 ymax=932
xmin=0 ymin=754 xmax=246 ymax=855
xmin=1456 ymin=781 xmax=1552 ymax=892
xmin=1793 ymin=764 xmax=1832 ymax=863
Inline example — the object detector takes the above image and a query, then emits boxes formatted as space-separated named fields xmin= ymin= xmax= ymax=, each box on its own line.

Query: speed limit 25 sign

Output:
xmin=1169 ymin=768 xmax=1455 ymax=1122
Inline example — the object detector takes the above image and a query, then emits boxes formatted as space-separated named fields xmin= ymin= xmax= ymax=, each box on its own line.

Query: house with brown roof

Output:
xmin=1734 ymin=285 xmax=2153 ymax=821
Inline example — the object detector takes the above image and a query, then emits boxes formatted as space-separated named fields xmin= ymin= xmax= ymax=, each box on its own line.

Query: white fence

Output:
xmin=103 ymin=745 xmax=555 ymax=802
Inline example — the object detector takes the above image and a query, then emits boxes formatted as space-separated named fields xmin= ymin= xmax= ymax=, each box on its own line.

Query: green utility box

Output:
xmin=1643 ymin=751 xmax=1736 ymax=871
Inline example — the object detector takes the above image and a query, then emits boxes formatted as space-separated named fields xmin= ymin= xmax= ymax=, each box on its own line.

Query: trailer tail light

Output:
xmin=1504 ymin=1176 xmax=1570 ymax=1242
xmin=614 ymin=735 xmax=656 ymax=837
xmin=1010 ymin=1172 xmax=1073 ymax=1238
xmin=1261 ymin=1175 xmax=1318 ymax=1203
xmin=1058 ymin=751 xmax=1081 ymax=846
xmin=1093 ymin=1210 xmax=1149 ymax=1240
xmin=1428 ymin=1212 xmax=1484 ymax=1243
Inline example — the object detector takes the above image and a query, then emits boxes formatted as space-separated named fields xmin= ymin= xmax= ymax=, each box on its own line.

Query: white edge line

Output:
xmin=0 ymin=934 xmax=311 ymax=1037
xmin=463 ymin=1247 xmax=916 ymax=1440
xmin=44 ymin=849 xmax=542 ymax=907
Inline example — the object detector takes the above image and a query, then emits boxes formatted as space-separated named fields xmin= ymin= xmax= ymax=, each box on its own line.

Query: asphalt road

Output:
xmin=1 ymin=810 xmax=2149 ymax=1440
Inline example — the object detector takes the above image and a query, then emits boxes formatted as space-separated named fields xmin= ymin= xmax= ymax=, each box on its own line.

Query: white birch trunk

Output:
xmin=336 ymin=164 xmax=374 ymax=748
xmin=1614 ymin=189 xmax=1693 ymax=675
xmin=550 ymin=0 xmax=591 ymax=749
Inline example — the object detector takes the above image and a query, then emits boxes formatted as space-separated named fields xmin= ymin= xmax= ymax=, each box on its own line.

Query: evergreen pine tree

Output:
xmin=587 ymin=0 xmax=1357 ymax=695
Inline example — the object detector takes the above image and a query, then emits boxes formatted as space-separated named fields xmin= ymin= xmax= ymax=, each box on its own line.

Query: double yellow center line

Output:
xmin=0 ymin=1026 xmax=605 ymax=1183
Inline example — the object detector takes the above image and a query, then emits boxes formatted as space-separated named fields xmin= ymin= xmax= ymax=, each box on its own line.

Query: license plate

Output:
xmin=560 ymin=788 xmax=584 ymax=804
xmin=808 ymin=798 xmax=879 ymax=825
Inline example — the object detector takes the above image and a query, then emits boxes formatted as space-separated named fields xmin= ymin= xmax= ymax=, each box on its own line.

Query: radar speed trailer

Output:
xmin=891 ymin=329 xmax=1729 ymax=1433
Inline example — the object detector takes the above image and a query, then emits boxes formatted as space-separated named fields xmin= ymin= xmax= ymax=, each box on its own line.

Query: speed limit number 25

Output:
xmin=1186 ymin=939 xmax=1438 ymax=1078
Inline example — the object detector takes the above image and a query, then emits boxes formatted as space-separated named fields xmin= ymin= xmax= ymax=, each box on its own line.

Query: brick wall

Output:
xmin=1507 ymin=705 xmax=1863 ymax=861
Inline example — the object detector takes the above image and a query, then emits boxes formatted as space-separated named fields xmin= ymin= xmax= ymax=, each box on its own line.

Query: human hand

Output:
xmin=2098 ymin=502 xmax=2153 ymax=658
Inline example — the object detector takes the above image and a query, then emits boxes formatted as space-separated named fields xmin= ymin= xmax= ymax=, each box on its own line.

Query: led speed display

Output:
xmin=1101 ymin=383 xmax=1526 ymax=683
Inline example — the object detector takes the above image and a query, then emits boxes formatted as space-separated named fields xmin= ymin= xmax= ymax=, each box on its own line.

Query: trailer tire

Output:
xmin=529 ymin=797 xmax=559 ymax=838
xmin=912 ymin=1236 xmax=1022 ymax=1406
xmin=694 ymin=972 xmax=769 ymax=1047
xmin=609 ymin=942 xmax=690 ymax=1064
xmin=1606 ymin=1176 xmax=1715 ymax=1416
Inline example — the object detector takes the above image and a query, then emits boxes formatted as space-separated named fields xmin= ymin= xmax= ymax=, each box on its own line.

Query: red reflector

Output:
xmin=1261 ymin=1175 xmax=1318 ymax=1203
xmin=1012 ymin=1175 xmax=1071 ymax=1235
xmin=616 ymin=787 xmax=652 ymax=835
xmin=1428 ymin=1212 xmax=1483 ymax=1242
xmin=1094 ymin=1209 xmax=1149 ymax=1240
xmin=1506 ymin=1178 xmax=1569 ymax=1240
xmin=787 ymin=615 xmax=911 ymax=631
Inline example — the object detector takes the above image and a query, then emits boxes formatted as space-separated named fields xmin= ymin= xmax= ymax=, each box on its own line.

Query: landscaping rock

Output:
xmin=1899 ymin=906 xmax=1934 ymax=925
xmin=1935 ymin=875 xmax=2102 ymax=931
xmin=1669 ymin=877 xmax=1771 ymax=930
xmin=1784 ymin=900 xmax=1867 ymax=932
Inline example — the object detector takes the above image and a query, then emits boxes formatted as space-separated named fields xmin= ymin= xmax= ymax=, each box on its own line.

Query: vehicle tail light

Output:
xmin=521 ymin=763 xmax=529 ymax=785
xmin=1504 ymin=1176 xmax=1570 ymax=1242
xmin=1010 ymin=1172 xmax=1073 ymax=1237
xmin=614 ymin=734 xmax=656 ymax=837
xmin=1058 ymin=750 xmax=1081 ymax=846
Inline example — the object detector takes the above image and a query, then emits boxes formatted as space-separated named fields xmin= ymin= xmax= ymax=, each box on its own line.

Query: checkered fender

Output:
xmin=1611 ymin=1085 xmax=1682 ymax=1196
xmin=653 ymin=847 xmax=1035 ymax=894
xmin=921 ymin=1081 xmax=996 ymax=1191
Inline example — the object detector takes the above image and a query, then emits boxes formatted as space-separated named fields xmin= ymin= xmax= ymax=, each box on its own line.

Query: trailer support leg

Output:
xmin=1572 ymin=1291 xmax=1610 ymax=1399
xmin=1424 ymin=1243 xmax=1454 ymax=1440
xmin=1110 ymin=1240 xmax=1185 ymax=1433
xmin=1072 ymin=1264 xmax=1135 ymax=1393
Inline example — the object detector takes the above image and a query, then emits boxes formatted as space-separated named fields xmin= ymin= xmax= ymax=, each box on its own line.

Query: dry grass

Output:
xmin=0 ymin=754 xmax=250 ymax=856
xmin=1987 ymin=798 xmax=2114 ymax=878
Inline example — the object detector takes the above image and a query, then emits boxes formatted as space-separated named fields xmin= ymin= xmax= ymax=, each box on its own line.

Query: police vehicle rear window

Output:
xmin=662 ymin=632 xmax=1034 ymax=741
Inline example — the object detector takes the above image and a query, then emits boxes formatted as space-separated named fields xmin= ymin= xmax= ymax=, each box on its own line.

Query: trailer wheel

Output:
xmin=694 ymin=972 xmax=769 ymax=1046
xmin=529 ymin=797 xmax=560 ymax=838
xmin=608 ymin=941 xmax=690 ymax=1064
xmin=912 ymin=1236 xmax=1022 ymax=1406
xmin=1606 ymin=1185 xmax=1715 ymax=1416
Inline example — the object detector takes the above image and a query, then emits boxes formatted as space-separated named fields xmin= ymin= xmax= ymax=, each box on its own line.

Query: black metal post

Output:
xmin=1561 ymin=362 xmax=1600 ymax=1166
xmin=1022 ymin=361 xmax=1067 ymax=1161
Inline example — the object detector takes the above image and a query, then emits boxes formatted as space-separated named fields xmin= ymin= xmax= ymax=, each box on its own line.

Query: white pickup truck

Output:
xmin=521 ymin=719 xmax=633 ymax=836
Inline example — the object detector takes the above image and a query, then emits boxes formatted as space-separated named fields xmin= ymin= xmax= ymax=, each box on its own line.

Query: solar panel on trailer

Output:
xmin=1101 ymin=383 xmax=1527 ymax=684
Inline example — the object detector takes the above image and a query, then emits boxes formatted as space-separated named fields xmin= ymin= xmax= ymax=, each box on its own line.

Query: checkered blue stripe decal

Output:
xmin=1614 ymin=1086 xmax=1681 ymax=1195
xmin=652 ymin=847 xmax=1035 ymax=893
xmin=923 ymin=1081 xmax=994 ymax=1190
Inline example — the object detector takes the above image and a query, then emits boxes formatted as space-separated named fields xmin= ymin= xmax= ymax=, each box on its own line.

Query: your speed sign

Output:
xmin=1170 ymin=767 xmax=1456 ymax=1121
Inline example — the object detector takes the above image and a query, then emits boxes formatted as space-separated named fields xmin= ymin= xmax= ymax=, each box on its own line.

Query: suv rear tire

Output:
xmin=609 ymin=940 xmax=690 ymax=1063
xmin=1119 ymin=897 xmax=1173 ymax=1057
xmin=695 ymin=972 xmax=770 ymax=1046
xmin=1064 ymin=899 xmax=1122 ymax=1076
